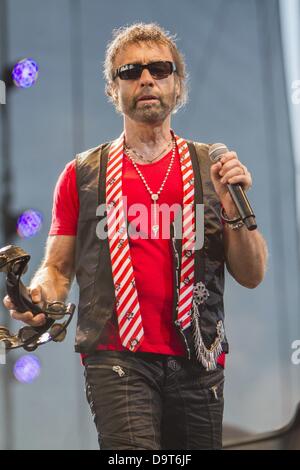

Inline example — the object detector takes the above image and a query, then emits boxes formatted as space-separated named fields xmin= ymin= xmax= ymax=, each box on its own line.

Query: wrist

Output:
xmin=220 ymin=207 xmax=245 ymax=231
xmin=221 ymin=201 xmax=239 ymax=219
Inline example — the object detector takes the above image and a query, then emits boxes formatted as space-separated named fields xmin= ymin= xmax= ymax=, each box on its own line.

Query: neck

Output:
xmin=123 ymin=115 xmax=172 ymax=152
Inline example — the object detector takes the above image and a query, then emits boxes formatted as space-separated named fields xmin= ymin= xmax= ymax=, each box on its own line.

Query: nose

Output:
xmin=139 ymin=67 xmax=155 ymax=86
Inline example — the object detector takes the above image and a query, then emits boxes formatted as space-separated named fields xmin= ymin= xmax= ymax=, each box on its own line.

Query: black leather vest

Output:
xmin=74 ymin=140 xmax=229 ymax=367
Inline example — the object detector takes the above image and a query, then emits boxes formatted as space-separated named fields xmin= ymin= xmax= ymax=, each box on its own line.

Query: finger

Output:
xmin=211 ymin=161 xmax=222 ymax=175
xmin=28 ymin=286 xmax=42 ymax=304
xmin=10 ymin=310 xmax=34 ymax=322
xmin=220 ymin=167 xmax=245 ymax=184
xmin=219 ymin=159 xmax=243 ymax=176
xmin=10 ymin=310 xmax=46 ymax=327
xmin=3 ymin=295 xmax=16 ymax=310
xmin=219 ymin=151 xmax=238 ymax=164
xmin=242 ymin=164 xmax=248 ymax=173
xmin=27 ymin=314 xmax=47 ymax=327
xmin=225 ymin=175 xmax=252 ymax=189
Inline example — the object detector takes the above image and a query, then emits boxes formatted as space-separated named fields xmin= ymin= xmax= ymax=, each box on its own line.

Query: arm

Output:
xmin=30 ymin=235 xmax=76 ymax=301
xmin=3 ymin=159 xmax=79 ymax=326
xmin=222 ymin=219 xmax=268 ymax=288
xmin=210 ymin=150 xmax=268 ymax=289
xmin=3 ymin=235 xmax=76 ymax=326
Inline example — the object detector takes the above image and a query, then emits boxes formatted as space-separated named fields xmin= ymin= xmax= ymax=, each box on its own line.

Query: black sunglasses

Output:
xmin=113 ymin=61 xmax=177 ymax=81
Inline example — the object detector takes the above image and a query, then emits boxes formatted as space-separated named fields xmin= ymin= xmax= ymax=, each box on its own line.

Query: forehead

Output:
xmin=114 ymin=42 xmax=173 ymax=67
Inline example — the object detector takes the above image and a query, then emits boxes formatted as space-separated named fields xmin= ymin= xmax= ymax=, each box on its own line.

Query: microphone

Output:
xmin=209 ymin=143 xmax=257 ymax=231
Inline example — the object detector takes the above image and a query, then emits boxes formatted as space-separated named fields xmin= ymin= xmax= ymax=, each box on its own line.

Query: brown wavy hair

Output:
xmin=103 ymin=22 xmax=189 ymax=113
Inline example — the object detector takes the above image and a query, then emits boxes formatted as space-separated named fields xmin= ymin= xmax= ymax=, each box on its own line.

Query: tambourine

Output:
xmin=0 ymin=245 xmax=75 ymax=351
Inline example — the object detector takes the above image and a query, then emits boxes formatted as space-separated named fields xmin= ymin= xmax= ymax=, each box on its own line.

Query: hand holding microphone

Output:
xmin=209 ymin=143 xmax=257 ymax=231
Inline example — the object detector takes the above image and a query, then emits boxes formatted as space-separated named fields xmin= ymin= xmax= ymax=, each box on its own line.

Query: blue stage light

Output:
xmin=12 ymin=58 xmax=39 ymax=88
xmin=17 ymin=209 xmax=43 ymax=238
xmin=13 ymin=355 xmax=41 ymax=384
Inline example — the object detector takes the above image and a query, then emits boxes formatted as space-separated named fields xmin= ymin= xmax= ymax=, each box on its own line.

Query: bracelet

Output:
xmin=220 ymin=207 xmax=241 ymax=224
xmin=226 ymin=220 xmax=245 ymax=230
xmin=220 ymin=207 xmax=245 ymax=230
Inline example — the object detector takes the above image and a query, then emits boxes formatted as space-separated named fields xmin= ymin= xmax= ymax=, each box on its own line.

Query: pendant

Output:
xmin=152 ymin=224 xmax=159 ymax=236
xmin=151 ymin=194 xmax=159 ymax=237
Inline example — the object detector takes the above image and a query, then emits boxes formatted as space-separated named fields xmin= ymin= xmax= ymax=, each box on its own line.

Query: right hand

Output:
xmin=3 ymin=285 xmax=47 ymax=327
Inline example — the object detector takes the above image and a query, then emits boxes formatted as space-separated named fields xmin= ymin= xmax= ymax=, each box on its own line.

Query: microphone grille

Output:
xmin=209 ymin=143 xmax=228 ymax=162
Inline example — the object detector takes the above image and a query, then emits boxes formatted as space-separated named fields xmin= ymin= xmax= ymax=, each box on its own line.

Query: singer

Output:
xmin=3 ymin=23 xmax=268 ymax=450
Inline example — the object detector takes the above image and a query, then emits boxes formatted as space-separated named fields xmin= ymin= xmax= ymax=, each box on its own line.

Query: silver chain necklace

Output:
xmin=125 ymin=138 xmax=176 ymax=237
xmin=124 ymin=139 xmax=173 ymax=164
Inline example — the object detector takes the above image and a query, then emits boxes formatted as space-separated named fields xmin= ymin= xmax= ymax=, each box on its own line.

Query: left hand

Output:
xmin=210 ymin=150 xmax=252 ymax=215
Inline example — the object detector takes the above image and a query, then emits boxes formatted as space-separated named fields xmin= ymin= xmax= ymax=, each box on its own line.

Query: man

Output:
xmin=3 ymin=23 xmax=268 ymax=450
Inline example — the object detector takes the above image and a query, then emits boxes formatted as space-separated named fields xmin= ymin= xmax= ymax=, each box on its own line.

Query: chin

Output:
xmin=138 ymin=113 xmax=166 ymax=124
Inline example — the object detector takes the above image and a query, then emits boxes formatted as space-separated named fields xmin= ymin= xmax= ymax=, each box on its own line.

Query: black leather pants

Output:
xmin=84 ymin=350 xmax=224 ymax=450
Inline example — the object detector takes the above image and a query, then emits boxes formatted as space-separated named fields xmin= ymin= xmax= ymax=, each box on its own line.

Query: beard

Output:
xmin=121 ymin=89 xmax=177 ymax=124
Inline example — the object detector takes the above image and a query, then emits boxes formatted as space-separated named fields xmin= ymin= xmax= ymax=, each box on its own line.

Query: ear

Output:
xmin=111 ymin=84 xmax=119 ymax=104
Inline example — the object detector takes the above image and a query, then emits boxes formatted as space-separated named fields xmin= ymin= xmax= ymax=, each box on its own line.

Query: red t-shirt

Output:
xmin=49 ymin=146 xmax=225 ymax=367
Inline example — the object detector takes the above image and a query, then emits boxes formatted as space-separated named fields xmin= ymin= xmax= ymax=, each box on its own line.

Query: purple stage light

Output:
xmin=13 ymin=355 xmax=41 ymax=384
xmin=12 ymin=58 xmax=39 ymax=88
xmin=17 ymin=209 xmax=43 ymax=238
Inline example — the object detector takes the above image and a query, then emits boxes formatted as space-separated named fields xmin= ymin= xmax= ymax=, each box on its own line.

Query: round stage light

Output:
xmin=13 ymin=355 xmax=41 ymax=384
xmin=17 ymin=209 xmax=43 ymax=238
xmin=12 ymin=58 xmax=39 ymax=88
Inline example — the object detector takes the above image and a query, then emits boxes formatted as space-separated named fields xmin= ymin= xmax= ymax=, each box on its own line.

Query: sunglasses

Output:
xmin=113 ymin=61 xmax=177 ymax=81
